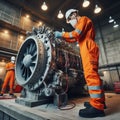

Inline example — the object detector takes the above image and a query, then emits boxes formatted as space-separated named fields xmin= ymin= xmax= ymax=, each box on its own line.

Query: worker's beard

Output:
xmin=69 ymin=19 xmax=77 ymax=28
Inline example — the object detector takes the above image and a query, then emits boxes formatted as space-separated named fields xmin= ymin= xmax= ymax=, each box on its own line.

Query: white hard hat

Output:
xmin=11 ymin=56 xmax=15 ymax=61
xmin=65 ymin=9 xmax=78 ymax=20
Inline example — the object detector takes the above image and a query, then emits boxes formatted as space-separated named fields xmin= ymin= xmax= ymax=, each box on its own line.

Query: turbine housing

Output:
xmin=15 ymin=25 xmax=85 ymax=107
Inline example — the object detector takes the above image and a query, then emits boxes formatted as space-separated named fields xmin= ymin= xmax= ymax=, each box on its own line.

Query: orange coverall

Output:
xmin=62 ymin=16 xmax=105 ymax=110
xmin=1 ymin=62 xmax=15 ymax=94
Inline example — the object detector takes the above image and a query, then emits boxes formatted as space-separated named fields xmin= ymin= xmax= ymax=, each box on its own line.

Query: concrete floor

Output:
xmin=0 ymin=92 xmax=120 ymax=120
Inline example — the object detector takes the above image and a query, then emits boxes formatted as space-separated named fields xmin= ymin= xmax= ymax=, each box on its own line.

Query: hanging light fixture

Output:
xmin=4 ymin=30 xmax=8 ymax=34
xmin=41 ymin=2 xmax=48 ymax=11
xmin=57 ymin=10 xmax=64 ymax=19
xmin=82 ymin=0 xmax=90 ymax=8
xmin=113 ymin=21 xmax=119 ymax=28
xmin=108 ymin=16 xmax=114 ymax=23
xmin=26 ymin=14 xmax=30 ymax=18
xmin=38 ymin=21 xmax=42 ymax=26
xmin=94 ymin=4 xmax=101 ymax=14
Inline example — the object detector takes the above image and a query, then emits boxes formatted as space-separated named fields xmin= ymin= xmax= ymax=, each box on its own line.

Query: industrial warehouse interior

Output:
xmin=0 ymin=0 xmax=120 ymax=120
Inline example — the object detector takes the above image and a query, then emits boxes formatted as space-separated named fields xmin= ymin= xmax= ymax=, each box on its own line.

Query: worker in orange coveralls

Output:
xmin=54 ymin=9 xmax=106 ymax=118
xmin=0 ymin=56 xmax=16 ymax=97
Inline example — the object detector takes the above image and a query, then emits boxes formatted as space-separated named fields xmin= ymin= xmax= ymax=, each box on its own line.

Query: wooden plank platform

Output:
xmin=0 ymin=93 xmax=120 ymax=120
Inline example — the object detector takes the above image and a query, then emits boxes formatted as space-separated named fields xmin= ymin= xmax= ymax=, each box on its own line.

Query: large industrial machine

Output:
xmin=15 ymin=25 xmax=86 ymax=107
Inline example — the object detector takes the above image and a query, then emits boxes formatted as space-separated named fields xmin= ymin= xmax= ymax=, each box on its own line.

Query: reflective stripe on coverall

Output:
xmin=1 ymin=62 xmax=15 ymax=94
xmin=62 ymin=16 xmax=105 ymax=110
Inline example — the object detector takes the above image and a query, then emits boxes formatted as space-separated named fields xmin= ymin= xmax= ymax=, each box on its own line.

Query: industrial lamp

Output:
xmin=57 ymin=10 xmax=64 ymax=19
xmin=94 ymin=4 xmax=101 ymax=14
xmin=41 ymin=2 xmax=48 ymax=11
xmin=113 ymin=21 xmax=119 ymax=28
xmin=109 ymin=16 xmax=114 ymax=23
xmin=82 ymin=0 xmax=90 ymax=8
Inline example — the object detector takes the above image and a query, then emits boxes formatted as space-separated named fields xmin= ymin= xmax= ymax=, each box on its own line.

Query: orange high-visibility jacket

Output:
xmin=1 ymin=62 xmax=15 ymax=94
xmin=62 ymin=16 xmax=104 ymax=110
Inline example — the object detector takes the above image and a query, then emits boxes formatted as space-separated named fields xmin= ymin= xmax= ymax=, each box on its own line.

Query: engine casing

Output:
xmin=15 ymin=25 xmax=85 ymax=107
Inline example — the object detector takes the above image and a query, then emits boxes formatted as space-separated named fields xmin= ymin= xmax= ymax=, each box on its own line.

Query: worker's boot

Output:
xmin=79 ymin=106 xmax=105 ymax=118
xmin=84 ymin=102 xmax=107 ymax=109
xmin=0 ymin=93 xmax=3 ymax=96
xmin=0 ymin=88 xmax=5 ymax=96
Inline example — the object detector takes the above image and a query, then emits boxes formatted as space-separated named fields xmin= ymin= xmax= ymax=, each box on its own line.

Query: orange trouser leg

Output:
xmin=80 ymin=41 xmax=105 ymax=110
xmin=9 ymin=71 xmax=15 ymax=94
xmin=84 ymin=67 xmax=105 ymax=110
xmin=1 ymin=72 xmax=10 ymax=94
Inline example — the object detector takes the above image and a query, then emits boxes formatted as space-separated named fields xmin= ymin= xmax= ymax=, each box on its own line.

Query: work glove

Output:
xmin=54 ymin=31 xmax=63 ymax=38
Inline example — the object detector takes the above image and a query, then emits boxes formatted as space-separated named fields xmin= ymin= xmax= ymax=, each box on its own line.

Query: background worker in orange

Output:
xmin=54 ymin=9 xmax=105 ymax=118
xmin=0 ymin=56 xmax=15 ymax=96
